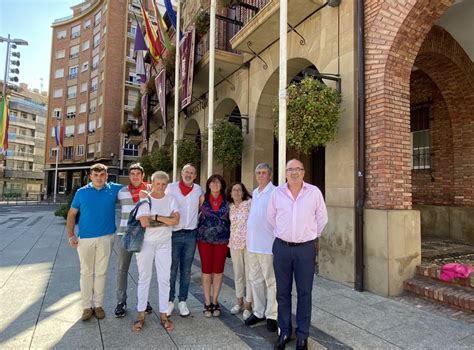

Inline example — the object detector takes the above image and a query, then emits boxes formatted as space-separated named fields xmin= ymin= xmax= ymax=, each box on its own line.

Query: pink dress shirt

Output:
xmin=267 ymin=182 xmax=328 ymax=243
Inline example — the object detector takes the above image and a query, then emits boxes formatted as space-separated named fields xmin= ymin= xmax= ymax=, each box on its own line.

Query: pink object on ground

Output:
xmin=439 ymin=263 xmax=474 ymax=282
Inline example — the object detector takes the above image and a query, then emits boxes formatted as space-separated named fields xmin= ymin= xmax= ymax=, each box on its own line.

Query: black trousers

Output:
xmin=272 ymin=238 xmax=316 ymax=340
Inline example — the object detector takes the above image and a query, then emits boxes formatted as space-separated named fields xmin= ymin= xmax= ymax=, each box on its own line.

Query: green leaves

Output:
xmin=176 ymin=138 xmax=201 ymax=169
xmin=273 ymin=76 xmax=341 ymax=154
xmin=139 ymin=147 xmax=173 ymax=176
xmin=213 ymin=119 xmax=243 ymax=169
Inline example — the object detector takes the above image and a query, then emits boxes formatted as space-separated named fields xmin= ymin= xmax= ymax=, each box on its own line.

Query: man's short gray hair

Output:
xmin=151 ymin=171 xmax=169 ymax=183
xmin=255 ymin=163 xmax=272 ymax=175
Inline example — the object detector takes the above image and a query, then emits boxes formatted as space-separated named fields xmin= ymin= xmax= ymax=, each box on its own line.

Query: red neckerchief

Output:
xmin=179 ymin=180 xmax=193 ymax=196
xmin=128 ymin=182 xmax=148 ymax=203
xmin=210 ymin=193 xmax=223 ymax=212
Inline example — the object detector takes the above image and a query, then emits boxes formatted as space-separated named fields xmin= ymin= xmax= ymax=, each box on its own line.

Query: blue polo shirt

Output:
xmin=71 ymin=182 xmax=123 ymax=238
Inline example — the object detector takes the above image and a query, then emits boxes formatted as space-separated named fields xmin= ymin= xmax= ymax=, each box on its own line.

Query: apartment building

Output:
xmin=0 ymin=82 xmax=47 ymax=198
xmin=44 ymin=0 xmax=157 ymax=196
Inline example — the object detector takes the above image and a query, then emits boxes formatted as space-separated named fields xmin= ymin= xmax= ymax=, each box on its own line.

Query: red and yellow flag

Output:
xmin=140 ymin=0 xmax=163 ymax=63
xmin=0 ymin=96 xmax=9 ymax=150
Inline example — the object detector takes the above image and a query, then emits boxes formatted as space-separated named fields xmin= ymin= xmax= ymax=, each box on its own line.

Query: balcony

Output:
xmin=9 ymin=115 xmax=36 ymax=129
xmin=4 ymin=168 xmax=44 ymax=180
xmin=7 ymin=133 xmax=36 ymax=145
xmin=193 ymin=14 xmax=244 ymax=97
xmin=230 ymin=0 xmax=326 ymax=55
xmin=5 ymin=150 xmax=34 ymax=162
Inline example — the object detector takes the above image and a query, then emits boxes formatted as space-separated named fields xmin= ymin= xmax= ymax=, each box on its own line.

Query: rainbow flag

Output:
xmin=152 ymin=0 xmax=171 ymax=51
xmin=0 ymin=96 xmax=8 ymax=150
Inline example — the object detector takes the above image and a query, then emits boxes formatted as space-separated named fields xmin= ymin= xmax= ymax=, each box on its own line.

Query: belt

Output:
xmin=276 ymin=237 xmax=315 ymax=247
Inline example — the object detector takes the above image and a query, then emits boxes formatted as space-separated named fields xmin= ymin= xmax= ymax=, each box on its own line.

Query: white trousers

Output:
xmin=136 ymin=239 xmax=171 ymax=313
xmin=77 ymin=234 xmax=114 ymax=309
xmin=230 ymin=248 xmax=253 ymax=303
xmin=248 ymin=252 xmax=277 ymax=320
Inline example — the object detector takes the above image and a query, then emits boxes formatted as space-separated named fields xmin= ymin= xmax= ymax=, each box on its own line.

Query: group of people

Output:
xmin=66 ymin=159 xmax=327 ymax=350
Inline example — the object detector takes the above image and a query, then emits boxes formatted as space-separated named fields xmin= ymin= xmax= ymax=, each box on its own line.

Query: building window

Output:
xmin=103 ymin=25 xmax=107 ymax=35
xmin=84 ymin=19 xmax=91 ymax=29
xmin=96 ymin=141 xmax=101 ymax=153
xmin=79 ymin=103 xmax=86 ymax=114
xmin=93 ymin=33 xmax=100 ymax=48
xmin=80 ymin=82 xmax=88 ymax=93
xmin=53 ymin=108 xmax=61 ymax=118
xmin=95 ymin=10 xmax=102 ymax=26
xmin=71 ymin=24 xmax=80 ymax=39
xmin=88 ymin=119 xmax=96 ymax=132
xmin=56 ymin=49 xmax=65 ymax=59
xmin=65 ymin=125 xmax=75 ymax=137
xmin=57 ymin=29 xmax=67 ymax=39
xmin=77 ymin=144 xmax=85 ymax=156
xmin=87 ymin=143 xmax=95 ymax=158
xmin=91 ymin=77 xmax=98 ymax=92
xmin=411 ymin=105 xmax=431 ymax=170
xmin=54 ymin=68 xmax=64 ymax=79
xmin=64 ymin=146 xmax=74 ymax=160
xmin=53 ymin=88 xmax=63 ymax=98
xmin=97 ymin=116 xmax=102 ymax=128
xmin=68 ymin=65 xmax=78 ymax=79
xmin=124 ymin=142 xmax=138 ymax=156
xmin=50 ymin=148 xmax=58 ymax=158
xmin=67 ymin=85 xmax=77 ymax=99
xmin=50 ymin=127 xmax=55 ymax=137
xmin=66 ymin=105 xmax=76 ymax=119
xmin=81 ymin=61 xmax=89 ymax=72
xmin=82 ymin=40 xmax=90 ymax=51
xmin=92 ymin=54 xmax=99 ymax=70
xmin=78 ymin=123 xmax=85 ymax=134
xmin=69 ymin=45 xmax=79 ymax=59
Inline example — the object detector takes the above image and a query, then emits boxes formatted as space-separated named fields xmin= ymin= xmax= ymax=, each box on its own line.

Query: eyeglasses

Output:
xmin=286 ymin=167 xmax=304 ymax=173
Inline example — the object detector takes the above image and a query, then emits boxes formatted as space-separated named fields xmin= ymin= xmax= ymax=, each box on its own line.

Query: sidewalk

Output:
xmin=0 ymin=206 xmax=472 ymax=349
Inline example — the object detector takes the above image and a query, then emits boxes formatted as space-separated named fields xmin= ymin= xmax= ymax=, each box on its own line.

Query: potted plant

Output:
xmin=121 ymin=121 xmax=132 ymax=134
xmin=176 ymin=138 xmax=201 ymax=169
xmin=133 ymin=92 xmax=142 ymax=120
xmin=163 ymin=45 xmax=176 ymax=77
xmin=219 ymin=0 xmax=240 ymax=8
xmin=273 ymin=76 xmax=341 ymax=154
xmin=212 ymin=119 xmax=244 ymax=169
xmin=195 ymin=10 xmax=210 ymax=37
xmin=146 ymin=74 xmax=157 ymax=96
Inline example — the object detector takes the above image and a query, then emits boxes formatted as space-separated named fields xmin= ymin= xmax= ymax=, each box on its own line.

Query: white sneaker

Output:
xmin=167 ymin=301 xmax=175 ymax=316
xmin=230 ymin=304 xmax=241 ymax=314
xmin=178 ymin=301 xmax=190 ymax=317
xmin=243 ymin=309 xmax=252 ymax=320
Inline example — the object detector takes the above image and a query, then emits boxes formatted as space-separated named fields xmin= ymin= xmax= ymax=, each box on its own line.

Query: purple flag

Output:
xmin=134 ymin=21 xmax=148 ymax=52
xmin=155 ymin=69 xmax=167 ymax=128
xmin=180 ymin=27 xmax=195 ymax=110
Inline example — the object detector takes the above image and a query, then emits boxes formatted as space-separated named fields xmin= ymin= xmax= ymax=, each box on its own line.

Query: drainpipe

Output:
xmin=355 ymin=0 xmax=365 ymax=292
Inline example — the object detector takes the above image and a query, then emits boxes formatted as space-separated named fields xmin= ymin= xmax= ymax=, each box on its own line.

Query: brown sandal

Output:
xmin=132 ymin=318 xmax=145 ymax=332
xmin=160 ymin=317 xmax=174 ymax=332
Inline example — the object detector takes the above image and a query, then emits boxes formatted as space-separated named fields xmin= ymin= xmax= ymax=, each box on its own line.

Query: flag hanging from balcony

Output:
xmin=140 ymin=0 xmax=163 ymax=63
xmin=0 ymin=96 xmax=9 ymax=151
xmin=152 ymin=1 xmax=171 ymax=50
xmin=155 ymin=68 xmax=167 ymax=128
xmin=133 ymin=20 xmax=147 ymax=83
xmin=180 ymin=27 xmax=196 ymax=110
xmin=164 ymin=0 xmax=182 ymax=38
xmin=54 ymin=124 xmax=63 ymax=147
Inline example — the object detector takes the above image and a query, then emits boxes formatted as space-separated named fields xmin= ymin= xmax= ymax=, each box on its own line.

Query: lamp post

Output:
xmin=0 ymin=35 xmax=28 ymax=97
xmin=53 ymin=117 xmax=61 ymax=203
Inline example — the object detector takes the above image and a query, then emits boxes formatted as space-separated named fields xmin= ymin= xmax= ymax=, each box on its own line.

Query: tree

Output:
xmin=213 ymin=119 xmax=243 ymax=169
xmin=176 ymin=138 xmax=201 ymax=169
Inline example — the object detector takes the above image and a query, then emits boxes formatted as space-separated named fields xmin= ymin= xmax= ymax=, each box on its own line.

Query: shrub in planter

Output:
xmin=219 ymin=0 xmax=240 ymax=8
xmin=121 ymin=121 xmax=132 ymax=134
xmin=273 ymin=76 xmax=341 ymax=154
xmin=146 ymin=75 xmax=157 ymax=96
xmin=195 ymin=11 xmax=210 ymax=37
xmin=176 ymin=138 xmax=201 ymax=169
xmin=213 ymin=119 xmax=244 ymax=169
xmin=164 ymin=45 xmax=176 ymax=77
xmin=139 ymin=147 xmax=173 ymax=176
xmin=133 ymin=92 xmax=142 ymax=120
xmin=54 ymin=185 xmax=81 ymax=220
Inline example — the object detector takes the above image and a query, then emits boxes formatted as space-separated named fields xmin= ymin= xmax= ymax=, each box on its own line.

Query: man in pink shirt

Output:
xmin=267 ymin=159 xmax=328 ymax=350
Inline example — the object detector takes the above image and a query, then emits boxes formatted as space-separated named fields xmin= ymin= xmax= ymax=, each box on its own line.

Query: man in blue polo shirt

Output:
xmin=67 ymin=163 xmax=123 ymax=321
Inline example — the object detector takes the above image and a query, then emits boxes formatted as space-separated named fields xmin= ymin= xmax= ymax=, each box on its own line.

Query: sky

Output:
xmin=0 ymin=0 xmax=79 ymax=93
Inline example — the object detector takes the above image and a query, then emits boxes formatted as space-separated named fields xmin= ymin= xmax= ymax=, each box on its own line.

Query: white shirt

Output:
xmin=136 ymin=194 xmax=179 ymax=243
xmin=246 ymin=182 xmax=276 ymax=254
xmin=165 ymin=181 xmax=203 ymax=231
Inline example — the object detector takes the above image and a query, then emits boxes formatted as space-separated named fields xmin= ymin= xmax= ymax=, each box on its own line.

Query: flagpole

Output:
xmin=172 ymin=0 xmax=180 ymax=181
xmin=278 ymin=0 xmax=288 ymax=185
xmin=208 ymin=0 xmax=216 ymax=178
xmin=53 ymin=118 xmax=60 ymax=203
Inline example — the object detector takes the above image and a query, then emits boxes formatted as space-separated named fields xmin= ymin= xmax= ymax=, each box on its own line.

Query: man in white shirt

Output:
xmin=245 ymin=163 xmax=278 ymax=333
xmin=165 ymin=164 xmax=203 ymax=317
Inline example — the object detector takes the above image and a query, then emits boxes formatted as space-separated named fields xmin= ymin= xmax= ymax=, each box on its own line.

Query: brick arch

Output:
xmin=364 ymin=0 xmax=454 ymax=209
xmin=413 ymin=28 xmax=474 ymax=206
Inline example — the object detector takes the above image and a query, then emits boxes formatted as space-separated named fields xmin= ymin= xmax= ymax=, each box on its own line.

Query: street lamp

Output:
xmin=53 ymin=116 xmax=62 ymax=203
xmin=1 ymin=34 xmax=28 ymax=98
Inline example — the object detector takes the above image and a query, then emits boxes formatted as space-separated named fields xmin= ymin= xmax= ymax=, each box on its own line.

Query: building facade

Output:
xmin=135 ymin=0 xmax=473 ymax=296
xmin=44 ymin=0 xmax=157 ymax=196
xmin=0 ymin=82 xmax=47 ymax=199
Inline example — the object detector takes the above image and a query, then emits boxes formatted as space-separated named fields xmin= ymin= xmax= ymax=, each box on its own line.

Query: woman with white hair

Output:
xmin=133 ymin=171 xmax=180 ymax=332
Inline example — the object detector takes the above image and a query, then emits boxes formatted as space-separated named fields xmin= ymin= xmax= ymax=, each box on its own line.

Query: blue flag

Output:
xmin=164 ymin=0 xmax=182 ymax=38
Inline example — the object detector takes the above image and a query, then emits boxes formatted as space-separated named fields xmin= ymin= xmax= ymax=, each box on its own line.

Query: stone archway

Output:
xmin=151 ymin=141 xmax=160 ymax=152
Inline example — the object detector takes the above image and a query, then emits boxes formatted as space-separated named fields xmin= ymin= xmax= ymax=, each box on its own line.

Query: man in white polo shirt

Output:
xmin=245 ymin=163 xmax=277 ymax=332
xmin=165 ymin=164 xmax=203 ymax=317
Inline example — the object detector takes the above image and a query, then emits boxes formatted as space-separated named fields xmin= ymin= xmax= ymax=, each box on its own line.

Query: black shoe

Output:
xmin=296 ymin=338 xmax=308 ymax=350
xmin=244 ymin=313 xmax=266 ymax=326
xmin=275 ymin=333 xmax=291 ymax=350
xmin=145 ymin=302 xmax=153 ymax=314
xmin=267 ymin=318 xmax=278 ymax=332
xmin=114 ymin=302 xmax=127 ymax=318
